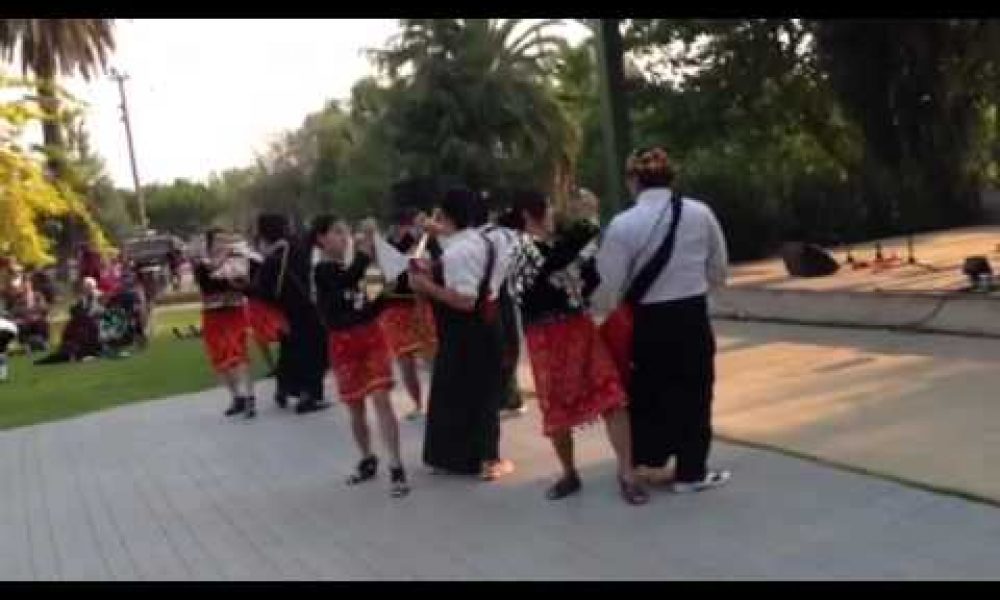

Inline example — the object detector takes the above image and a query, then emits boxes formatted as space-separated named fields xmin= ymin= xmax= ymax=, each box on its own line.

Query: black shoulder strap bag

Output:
xmin=625 ymin=191 xmax=685 ymax=304
xmin=599 ymin=191 xmax=684 ymax=386
xmin=475 ymin=231 xmax=499 ymax=323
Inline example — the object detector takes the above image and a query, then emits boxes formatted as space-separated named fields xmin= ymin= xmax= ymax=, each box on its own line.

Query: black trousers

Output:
xmin=276 ymin=310 xmax=327 ymax=401
xmin=629 ymin=295 xmax=715 ymax=482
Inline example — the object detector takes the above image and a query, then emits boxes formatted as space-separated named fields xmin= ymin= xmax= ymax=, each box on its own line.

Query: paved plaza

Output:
xmin=3 ymin=321 xmax=1000 ymax=580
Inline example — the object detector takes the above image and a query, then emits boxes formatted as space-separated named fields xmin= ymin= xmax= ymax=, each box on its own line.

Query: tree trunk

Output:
xmin=34 ymin=56 xmax=75 ymax=279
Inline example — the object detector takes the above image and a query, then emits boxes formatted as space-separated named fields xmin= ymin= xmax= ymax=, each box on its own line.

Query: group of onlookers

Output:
xmin=0 ymin=247 xmax=152 ymax=382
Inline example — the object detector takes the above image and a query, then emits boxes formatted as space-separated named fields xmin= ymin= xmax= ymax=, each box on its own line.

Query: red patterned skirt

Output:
xmin=245 ymin=298 xmax=287 ymax=344
xmin=414 ymin=298 xmax=438 ymax=359
xmin=378 ymin=299 xmax=424 ymax=358
xmin=597 ymin=304 xmax=635 ymax=388
xmin=525 ymin=312 xmax=628 ymax=437
xmin=202 ymin=307 xmax=249 ymax=373
xmin=327 ymin=320 xmax=394 ymax=405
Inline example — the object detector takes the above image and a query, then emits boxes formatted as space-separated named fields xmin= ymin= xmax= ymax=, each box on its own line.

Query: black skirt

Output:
xmin=422 ymin=301 xmax=504 ymax=474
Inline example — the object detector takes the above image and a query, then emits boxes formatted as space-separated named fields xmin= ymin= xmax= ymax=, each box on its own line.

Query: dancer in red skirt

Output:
xmin=378 ymin=210 xmax=428 ymax=420
xmin=507 ymin=190 xmax=648 ymax=505
xmin=195 ymin=228 xmax=256 ymax=419
xmin=313 ymin=215 xmax=410 ymax=498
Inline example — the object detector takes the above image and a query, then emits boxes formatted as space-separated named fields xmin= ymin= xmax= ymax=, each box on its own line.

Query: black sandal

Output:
xmin=347 ymin=455 xmax=379 ymax=486
xmin=546 ymin=473 xmax=582 ymax=500
xmin=619 ymin=478 xmax=650 ymax=506
xmin=390 ymin=466 xmax=410 ymax=498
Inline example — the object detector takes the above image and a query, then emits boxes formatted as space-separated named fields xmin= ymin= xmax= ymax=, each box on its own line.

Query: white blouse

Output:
xmin=440 ymin=228 xmax=496 ymax=300
xmin=593 ymin=188 xmax=729 ymax=312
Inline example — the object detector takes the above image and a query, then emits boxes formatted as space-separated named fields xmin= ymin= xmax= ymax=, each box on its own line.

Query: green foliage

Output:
xmin=812 ymin=19 xmax=1000 ymax=232
xmin=371 ymin=19 xmax=578 ymax=203
xmin=0 ymin=73 xmax=109 ymax=265
xmin=145 ymin=179 xmax=229 ymax=238
xmin=112 ymin=19 xmax=1000 ymax=265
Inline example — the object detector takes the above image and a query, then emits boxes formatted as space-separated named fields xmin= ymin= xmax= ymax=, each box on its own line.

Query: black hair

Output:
xmin=205 ymin=227 xmax=225 ymax=252
xmin=470 ymin=191 xmax=490 ymax=228
xmin=395 ymin=207 xmax=418 ymax=226
xmin=627 ymin=145 xmax=676 ymax=190
xmin=509 ymin=189 xmax=548 ymax=231
xmin=257 ymin=213 xmax=289 ymax=244
xmin=496 ymin=207 xmax=522 ymax=230
xmin=308 ymin=214 xmax=338 ymax=247
xmin=439 ymin=186 xmax=477 ymax=230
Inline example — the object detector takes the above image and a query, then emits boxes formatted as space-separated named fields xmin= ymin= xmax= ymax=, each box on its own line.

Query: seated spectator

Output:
xmin=29 ymin=267 xmax=58 ymax=305
xmin=35 ymin=278 xmax=103 ymax=365
xmin=3 ymin=265 xmax=50 ymax=355
xmin=101 ymin=272 xmax=148 ymax=352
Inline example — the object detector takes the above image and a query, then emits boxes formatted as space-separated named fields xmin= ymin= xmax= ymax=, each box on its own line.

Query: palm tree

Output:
xmin=0 ymin=19 xmax=115 ymax=176
xmin=371 ymin=19 xmax=579 ymax=205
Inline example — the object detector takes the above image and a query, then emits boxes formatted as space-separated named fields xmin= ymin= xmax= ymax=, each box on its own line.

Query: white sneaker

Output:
xmin=671 ymin=470 xmax=731 ymax=494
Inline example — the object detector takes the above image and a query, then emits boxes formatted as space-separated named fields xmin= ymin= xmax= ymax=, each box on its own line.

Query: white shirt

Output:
xmin=480 ymin=224 xmax=521 ymax=295
xmin=440 ymin=228 xmax=497 ymax=300
xmin=593 ymin=187 xmax=728 ymax=312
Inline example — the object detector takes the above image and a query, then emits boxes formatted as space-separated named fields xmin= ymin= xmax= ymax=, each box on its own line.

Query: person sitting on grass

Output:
xmin=100 ymin=272 xmax=149 ymax=356
xmin=35 ymin=278 xmax=104 ymax=365
xmin=4 ymin=264 xmax=51 ymax=356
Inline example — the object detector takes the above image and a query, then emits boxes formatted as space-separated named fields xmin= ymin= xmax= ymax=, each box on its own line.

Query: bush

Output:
xmin=677 ymin=143 xmax=864 ymax=262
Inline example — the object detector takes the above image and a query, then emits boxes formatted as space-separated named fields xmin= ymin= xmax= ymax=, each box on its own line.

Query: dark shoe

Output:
xmin=390 ymin=466 xmax=410 ymax=498
xmin=619 ymin=477 xmax=650 ymax=506
xmin=546 ymin=473 xmax=582 ymax=500
xmin=347 ymin=455 xmax=379 ymax=486
xmin=274 ymin=392 xmax=289 ymax=410
xmin=295 ymin=397 xmax=332 ymax=414
xmin=244 ymin=397 xmax=256 ymax=419
xmin=224 ymin=396 xmax=247 ymax=417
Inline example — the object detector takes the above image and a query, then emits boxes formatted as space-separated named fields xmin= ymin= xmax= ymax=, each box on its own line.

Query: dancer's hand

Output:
xmin=409 ymin=270 xmax=432 ymax=295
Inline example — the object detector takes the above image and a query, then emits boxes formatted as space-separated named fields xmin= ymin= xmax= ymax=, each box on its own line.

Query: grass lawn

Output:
xmin=0 ymin=307 xmax=266 ymax=431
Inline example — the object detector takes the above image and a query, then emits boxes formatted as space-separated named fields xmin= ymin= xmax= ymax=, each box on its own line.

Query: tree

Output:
xmin=0 ymin=19 xmax=115 ymax=177
xmin=145 ymin=179 xmax=229 ymax=238
xmin=812 ymin=19 xmax=1000 ymax=231
xmin=0 ymin=73 xmax=106 ymax=265
xmin=371 ymin=19 xmax=578 ymax=206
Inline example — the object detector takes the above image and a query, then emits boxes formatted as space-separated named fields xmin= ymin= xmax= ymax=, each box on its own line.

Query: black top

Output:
xmin=255 ymin=239 xmax=314 ymax=315
xmin=194 ymin=262 xmax=245 ymax=311
xmin=315 ymin=252 xmax=382 ymax=331
xmin=246 ymin=243 xmax=285 ymax=302
xmin=386 ymin=231 xmax=444 ymax=299
xmin=510 ymin=220 xmax=601 ymax=325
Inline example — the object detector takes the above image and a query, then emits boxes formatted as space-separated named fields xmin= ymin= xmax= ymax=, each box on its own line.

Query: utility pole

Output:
xmin=594 ymin=19 xmax=631 ymax=219
xmin=110 ymin=68 xmax=147 ymax=231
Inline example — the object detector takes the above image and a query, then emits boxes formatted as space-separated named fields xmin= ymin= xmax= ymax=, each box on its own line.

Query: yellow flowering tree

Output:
xmin=0 ymin=73 xmax=107 ymax=265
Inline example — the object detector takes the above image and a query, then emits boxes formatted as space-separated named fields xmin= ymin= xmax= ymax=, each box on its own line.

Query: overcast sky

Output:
xmin=11 ymin=19 xmax=591 ymax=188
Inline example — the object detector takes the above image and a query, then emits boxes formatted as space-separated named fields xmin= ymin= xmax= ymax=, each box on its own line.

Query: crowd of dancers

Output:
xmin=194 ymin=146 xmax=732 ymax=505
